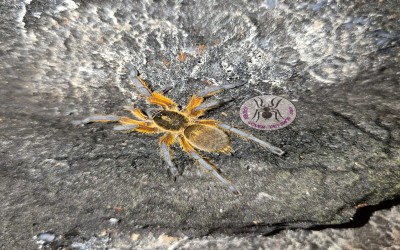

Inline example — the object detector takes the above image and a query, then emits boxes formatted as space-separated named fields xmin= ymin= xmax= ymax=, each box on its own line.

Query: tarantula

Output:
xmin=75 ymin=66 xmax=284 ymax=195
xmin=251 ymin=96 xmax=284 ymax=122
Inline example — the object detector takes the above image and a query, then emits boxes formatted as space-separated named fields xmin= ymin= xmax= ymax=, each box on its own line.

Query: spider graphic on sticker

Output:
xmin=251 ymin=96 xmax=285 ymax=122
xmin=240 ymin=95 xmax=297 ymax=131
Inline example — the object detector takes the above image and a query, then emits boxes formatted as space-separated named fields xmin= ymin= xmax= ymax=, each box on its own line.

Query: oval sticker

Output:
xmin=240 ymin=95 xmax=296 ymax=130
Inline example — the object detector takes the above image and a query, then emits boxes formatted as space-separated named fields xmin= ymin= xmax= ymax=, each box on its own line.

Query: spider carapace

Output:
xmin=76 ymin=65 xmax=284 ymax=195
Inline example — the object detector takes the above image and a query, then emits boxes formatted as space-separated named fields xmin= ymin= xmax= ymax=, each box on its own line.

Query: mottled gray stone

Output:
xmin=1 ymin=0 xmax=399 ymax=249
xmin=32 ymin=203 xmax=400 ymax=249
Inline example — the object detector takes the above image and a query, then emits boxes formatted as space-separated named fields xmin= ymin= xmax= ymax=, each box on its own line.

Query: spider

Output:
xmin=251 ymin=96 xmax=284 ymax=122
xmin=75 ymin=65 xmax=284 ymax=195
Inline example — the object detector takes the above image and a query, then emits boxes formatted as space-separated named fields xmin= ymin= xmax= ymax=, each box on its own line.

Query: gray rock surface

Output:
xmin=34 ymin=203 xmax=400 ymax=249
xmin=1 ymin=0 xmax=399 ymax=249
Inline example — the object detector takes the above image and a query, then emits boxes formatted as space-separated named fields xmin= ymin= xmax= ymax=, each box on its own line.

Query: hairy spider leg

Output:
xmin=127 ymin=65 xmax=178 ymax=110
xmin=219 ymin=123 xmax=285 ymax=156
xmin=184 ymin=82 xmax=244 ymax=117
xmin=123 ymin=106 xmax=149 ymax=121
xmin=72 ymin=115 xmax=121 ymax=125
xmin=178 ymin=136 xmax=240 ymax=195
xmin=75 ymin=115 xmax=153 ymax=132
xmin=183 ymin=95 xmax=206 ymax=117
xmin=155 ymin=85 xmax=173 ymax=94
xmin=118 ymin=117 xmax=160 ymax=134
xmin=113 ymin=124 xmax=139 ymax=131
xmin=147 ymin=92 xmax=179 ymax=110
xmin=193 ymin=97 xmax=233 ymax=112
xmin=75 ymin=114 xmax=160 ymax=133
xmin=159 ymin=133 xmax=179 ymax=177
xmin=127 ymin=65 xmax=152 ymax=97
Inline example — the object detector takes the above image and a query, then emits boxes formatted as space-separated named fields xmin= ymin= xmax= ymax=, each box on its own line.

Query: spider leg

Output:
xmin=271 ymin=109 xmax=285 ymax=122
xmin=250 ymin=109 xmax=261 ymax=121
xmin=270 ymin=97 xmax=277 ymax=107
xmin=195 ymin=82 xmax=244 ymax=98
xmin=276 ymin=109 xmax=285 ymax=119
xmin=257 ymin=97 xmax=265 ymax=108
xmin=126 ymin=64 xmax=152 ymax=97
xmin=183 ymin=95 xmax=206 ymax=117
xmin=108 ymin=116 xmax=159 ymax=133
xmin=255 ymin=109 xmax=261 ymax=122
xmin=194 ymin=119 xmax=220 ymax=126
xmin=159 ymin=133 xmax=179 ymax=177
xmin=271 ymin=97 xmax=283 ymax=109
xmin=75 ymin=115 xmax=160 ymax=134
xmin=219 ymin=124 xmax=285 ymax=156
xmin=155 ymin=85 xmax=173 ymax=94
xmin=113 ymin=124 xmax=139 ymax=131
xmin=72 ymin=115 xmax=120 ymax=125
xmin=123 ymin=106 xmax=149 ymax=121
xmin=147 ymin=92 xmax=179 ymax=110
xmin=253 ymin=98 xmax=262 ymax=109
xmin=178 ymin=136 xmax=240 ymax=195
xmin=127 ymin=65 xmax=178 ymax=109
xmin=189 ymin=151 xmax=239 ymax=195
xmin=144 ymin=107 xmax=163 ymax=118
xmin=193 ymin=97 xmax=233 ymax=112
xmin=270 ymin=110 xmax=280 ymax=122
xmin=184 ymin=82 xmax=243 ymax=117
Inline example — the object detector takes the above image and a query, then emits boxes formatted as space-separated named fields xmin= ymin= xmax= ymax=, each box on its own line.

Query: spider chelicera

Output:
xmin=75 ymin=66 xmax=284 ymax=195
xmin=251 ymin=97 xmax=284 ymax=122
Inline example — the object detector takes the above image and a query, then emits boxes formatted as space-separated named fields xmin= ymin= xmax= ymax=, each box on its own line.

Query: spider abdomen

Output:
xmin=262 ymin=110 xmax=273 ymax=119
xmin=153 ymin=110 xmax=189 ymax=131
xmin=184 ymin=124 xmax=230 ymax=152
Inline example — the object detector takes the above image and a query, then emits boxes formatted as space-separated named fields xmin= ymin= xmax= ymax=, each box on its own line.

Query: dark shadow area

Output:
xmin=206 ymin=197 xmax=400 ymax=236
xmin=257 ymin=197 xmax=400 ymax=236
xmin=309 ymin=196 xmax=400 ymax=230
xmin=258 ymin=197 xmax=400 ymax=237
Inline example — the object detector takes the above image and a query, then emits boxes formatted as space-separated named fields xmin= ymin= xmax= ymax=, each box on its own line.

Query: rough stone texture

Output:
xmin=1 ymin=0 xmax=399 ymax=249
xmin=34 ymin=202 xmax=400 ymax=249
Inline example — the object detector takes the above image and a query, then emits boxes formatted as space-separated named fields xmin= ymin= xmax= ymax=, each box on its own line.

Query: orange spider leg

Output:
xmin=147 ymin=92 xmax=178 ymax=110
xmin=123 ymin=107 xmax=149 ymax=121
xmin=119 ymin=116 xmax=146 ymax=125
xmin=194 ymin=119 xmax=219 ymax=126
xmin=183 ymin=95 xmax=206 ymax=117
xmin=178 ymin=136 xmax=240 ymax=195
xmin=74 ymin=115 xmax=139 ymax=132
xmin=183 ymin=81 xmax=243 ymax=117
xmin=127 ymin=65 xmax=178 ymax=109
xmin=72 ymin=115 xmax=121 ymax=125
xmin=133 ymin=126 xmax=160 ymax=134
xmin=118 ymin=116 xmax=160 ymax=134
xmin=127 ymin=65 xmax=152 ymax=97
xmin=159 ymin=133 xmax=179 ymax=176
